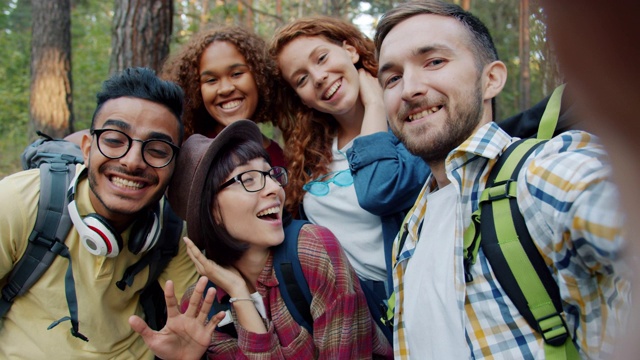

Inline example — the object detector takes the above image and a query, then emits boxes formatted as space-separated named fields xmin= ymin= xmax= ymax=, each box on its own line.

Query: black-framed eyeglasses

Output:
xmin=91 ymin=128 xmax=180 ymax=168
xmin=219 ymin=166 xmax=288 ymax=192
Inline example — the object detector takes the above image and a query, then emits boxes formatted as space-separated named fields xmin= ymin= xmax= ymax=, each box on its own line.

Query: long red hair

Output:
xmin=269 ymin=16 xmax=377 ymax=214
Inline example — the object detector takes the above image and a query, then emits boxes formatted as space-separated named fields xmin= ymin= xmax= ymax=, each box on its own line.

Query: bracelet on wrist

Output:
xmin=229 ymin=297 xmax=253 ymax=304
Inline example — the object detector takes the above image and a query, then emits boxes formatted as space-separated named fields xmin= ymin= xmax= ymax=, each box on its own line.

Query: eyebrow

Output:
xmin=101 ymin=119 xmax=174 ymax=143
xmin=285 ymin=45 xmax=324 ymax=81
xmin=379 ymin=44 xmax=451 ymax=75
xmin=200 ymin=63 xmax=249 ymax=77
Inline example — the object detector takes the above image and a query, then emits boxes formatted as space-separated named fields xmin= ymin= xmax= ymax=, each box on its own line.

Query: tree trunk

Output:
xmin=462 ymin=0 xmax=471 ymax=10
xmin=30 ymin=0 xmax=73 ymax=139
xmin=110 ymin=0 xmax=173 ymax=74
xmin=518 ymin=0 xmax=531 ymax=110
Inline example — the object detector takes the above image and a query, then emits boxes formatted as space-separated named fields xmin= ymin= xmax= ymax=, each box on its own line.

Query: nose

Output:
xmin=400 ymin=67 xmax=428 ymax=102
xmin=261 ymin=174 xmax=282 ymax=196
xmin=119 ymin=140 xmax=147 ymax=170
xmin=311 ymin=69 xmax=328 ymax=88
xmin=218 ymin=77 xmax=235 ymax=95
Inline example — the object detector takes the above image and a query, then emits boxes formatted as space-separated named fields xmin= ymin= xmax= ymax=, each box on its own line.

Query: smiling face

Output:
xmin=378 ymin=14 xmax=495 ymax=163
xmin=215 ymin=157 xmax=286 ymax=250
xmin=277 ymin=36 xmax=361 ymax=119
xmin=199 ymin=41 xmax=259 ymax=133
xmin=82 ymin=97 xmax=180 ymax=229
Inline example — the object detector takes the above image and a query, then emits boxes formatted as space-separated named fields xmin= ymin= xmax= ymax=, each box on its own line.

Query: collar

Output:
xmin=445 ymin=122 xmax=513 ymax=174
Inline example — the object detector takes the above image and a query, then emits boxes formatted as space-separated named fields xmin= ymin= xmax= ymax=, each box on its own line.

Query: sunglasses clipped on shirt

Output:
xmin=303 ymin=169 xmax=354 ymax=196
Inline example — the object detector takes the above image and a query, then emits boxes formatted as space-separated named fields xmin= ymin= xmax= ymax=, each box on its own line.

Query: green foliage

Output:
xmin=0 ymin=0 xmax=31 ymax=178
xmin=0 ymin=0 xmax=559 ymax=178
xmin=71 ymin=0 xmax=112 ymax=130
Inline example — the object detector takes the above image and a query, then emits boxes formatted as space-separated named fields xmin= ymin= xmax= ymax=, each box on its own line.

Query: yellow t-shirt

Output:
xmin=0 ymin=165 xmax=198 ymax=359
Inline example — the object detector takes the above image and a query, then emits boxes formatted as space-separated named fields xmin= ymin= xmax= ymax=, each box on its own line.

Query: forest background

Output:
xmin=0 ymin=0 xmax=560 ymax=177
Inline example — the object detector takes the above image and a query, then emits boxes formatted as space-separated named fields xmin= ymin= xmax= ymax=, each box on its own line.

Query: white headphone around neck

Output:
xmin=66 ymin=168 xmax=161 ymax=257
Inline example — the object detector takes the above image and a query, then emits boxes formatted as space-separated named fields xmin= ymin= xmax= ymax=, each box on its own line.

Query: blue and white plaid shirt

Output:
xmin=392 ymin=122 xmax=630 ymax=359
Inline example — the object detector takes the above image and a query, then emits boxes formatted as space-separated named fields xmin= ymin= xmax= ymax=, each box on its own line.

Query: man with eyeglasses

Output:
xmin=0 ymin=67 xmax=199 ymax=359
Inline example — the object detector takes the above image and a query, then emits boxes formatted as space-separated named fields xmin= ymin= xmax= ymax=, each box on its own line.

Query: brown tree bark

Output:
xmin=518 ymin=0 xmax=531 ymax=110
xmin=110 ymin=0 xmax=173 ymax=74
xmin=30 ymin=0 xmax=73 ymax=139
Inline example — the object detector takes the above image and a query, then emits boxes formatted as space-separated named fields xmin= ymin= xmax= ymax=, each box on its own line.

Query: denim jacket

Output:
xmin=347 ymin=130 xmax=431 ymax=290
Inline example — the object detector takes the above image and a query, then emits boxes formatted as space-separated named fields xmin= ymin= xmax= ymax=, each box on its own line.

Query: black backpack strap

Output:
xmin=0 ymin=162 xmax=76 ymax=312
xmin=479 ymin=139 xmax=578 ymax=358
xmin=116 ymin=198 xmax=182 ymax=330
xmin=1 ymin=162 xmax=88 ymax=341
xmin=272 ymin=219 xmax=313 ymax=335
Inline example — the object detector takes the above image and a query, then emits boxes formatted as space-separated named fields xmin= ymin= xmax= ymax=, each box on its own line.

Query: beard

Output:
xmin=392 ymin=80 xmax=484 ymax=164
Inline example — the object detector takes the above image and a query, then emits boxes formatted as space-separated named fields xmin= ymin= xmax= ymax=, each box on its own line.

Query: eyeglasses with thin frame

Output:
xmin=219 ymin=166 xmax=289 ymax=192
xmin=91 ymin=128 xmax=180 ymax=168
xmin=303 ymin=169 xmax=354 ymax=196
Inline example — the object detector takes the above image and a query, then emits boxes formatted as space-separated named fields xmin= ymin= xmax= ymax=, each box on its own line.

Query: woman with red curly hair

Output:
xmin=269 ymin=16 xmax=430 ymax=338
xmin=162 ymin=25 xmax=285 ymax=167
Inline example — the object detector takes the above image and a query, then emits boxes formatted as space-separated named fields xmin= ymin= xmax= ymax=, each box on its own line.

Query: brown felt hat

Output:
xmin=167 ymin=120 xmax=263 ymax=245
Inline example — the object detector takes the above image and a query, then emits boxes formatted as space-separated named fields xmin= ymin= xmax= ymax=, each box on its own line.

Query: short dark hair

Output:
xmin=374 ymin=0 xmax=499 ymax=70
xmin=91 ymin=67 xmax=185 ymax=144
xmin=198 ymin=139 xmax=271 ymax=267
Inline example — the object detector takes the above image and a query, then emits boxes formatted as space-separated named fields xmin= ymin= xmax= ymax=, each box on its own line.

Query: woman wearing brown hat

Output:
xmin=131 ymin=120 xmax=392 ymax=359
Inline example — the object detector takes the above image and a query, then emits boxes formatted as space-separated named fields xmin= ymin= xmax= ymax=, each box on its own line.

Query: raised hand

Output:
xmin=183 ymin=237 xmax=250 ymax=298
xmin=358 ymin=68 xmax=388 ymax=135
xmin=129 ymin=276 xmax=226 ymax=360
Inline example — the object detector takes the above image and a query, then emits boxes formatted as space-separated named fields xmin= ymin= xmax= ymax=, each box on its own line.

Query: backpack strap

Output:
xmin=479 ymin=139 xmax=578 ymax=359
xmin=272 ymin=219 xmax=314 ymax=335
xmin=115 ymin=198 xmax=182 ymax=330
xmin=0 ymin=162 xmax=88 ymax=341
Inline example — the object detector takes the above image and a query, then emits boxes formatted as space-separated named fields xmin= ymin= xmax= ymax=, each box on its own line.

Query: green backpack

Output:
xmin=462 ymin=84 xmax=578 ymax=359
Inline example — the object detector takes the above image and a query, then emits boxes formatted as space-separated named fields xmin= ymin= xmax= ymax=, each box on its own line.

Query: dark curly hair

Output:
xmin=268 ymin=16 xmax=377 ymax=214
xmin=161 ymin=25 xmax=278 ymax=138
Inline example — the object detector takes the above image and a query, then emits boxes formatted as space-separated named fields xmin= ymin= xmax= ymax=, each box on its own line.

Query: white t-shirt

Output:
xmin=303 ymin=137 xmax=386 ymax=282
xmin=404 ymin=184 xmax=468 ymax=358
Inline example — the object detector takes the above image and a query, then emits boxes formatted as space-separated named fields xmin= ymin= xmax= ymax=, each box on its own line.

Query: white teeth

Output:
xmin=221 ymin=100 xmax=242 ymax=109
xmin=408 ymin=106 xmax=441 ymax=121
xmin=257 ymin=206 xmax=280 ymax=218
xmin=322 ymin=80 xmax=341 ymax=100
xmin=111 ymin=176 xmax=144 ymax=189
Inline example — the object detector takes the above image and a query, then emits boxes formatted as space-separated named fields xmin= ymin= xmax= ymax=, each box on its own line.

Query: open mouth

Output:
xmin=257 ymin=206 xmax=280 ymax=221
xmin=111 ymin=175 xmax=145 ymax=190
xmin=219 ymin=99 xmax=242 ymax=110
xmin=407 ymin=106 xmax=443 ymax=122
xmin=322 ymin=79 xmax=342 ymax=100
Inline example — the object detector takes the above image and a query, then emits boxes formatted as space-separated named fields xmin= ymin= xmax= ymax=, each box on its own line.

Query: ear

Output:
xmin=342 ymin=41 xmax=360 ymax=65
xmin=81 ymin=131 xmax=92 ymax=164
xmin=482 ymin=60 xmax=507 ymax=101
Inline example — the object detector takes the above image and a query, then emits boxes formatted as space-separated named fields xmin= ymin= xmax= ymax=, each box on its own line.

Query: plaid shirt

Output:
xmin=392 ymin=122 xmax=629 ymax=359
xmin=182 ymin=224 xmax=392 ymax=359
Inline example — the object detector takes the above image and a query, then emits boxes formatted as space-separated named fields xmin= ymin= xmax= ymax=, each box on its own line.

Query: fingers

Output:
xmin=129 ymin=315 xmax=151 ymax=337
xmin=164 ymin=280 xmax=180 ymax=318
xmin=207 ymin=311 xmax=226 ymax=331
xmin=184 ymin=237 xmax=206 ymax=273
xmin=197 ymin=283 xmax=217 ymax=327
xmin=185 ymin=276 xmax=209 ymax=318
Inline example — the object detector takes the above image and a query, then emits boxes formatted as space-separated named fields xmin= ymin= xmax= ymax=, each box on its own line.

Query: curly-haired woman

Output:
xmin=269 ymin=16 xmax=431 ymax=339
xmin=162 ymin=25 xmax=285 ymax=167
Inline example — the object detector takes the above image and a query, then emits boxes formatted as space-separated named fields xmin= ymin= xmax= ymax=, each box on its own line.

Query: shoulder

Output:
xmin=521 ymin=130 xmax=610 ymax=188
xmin=0 ymin=168 xmax=41 ymax=216
xmin=295 ymin=223 xmax=348 ymax=273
